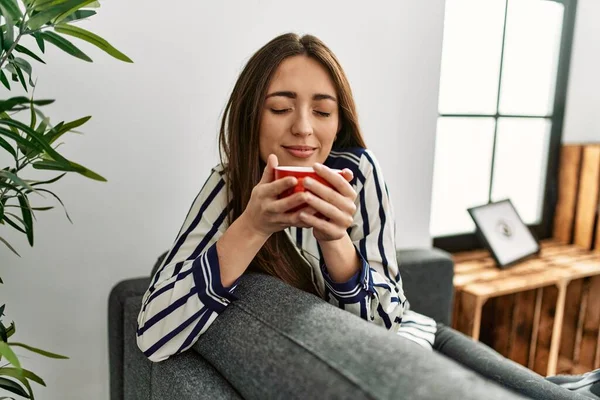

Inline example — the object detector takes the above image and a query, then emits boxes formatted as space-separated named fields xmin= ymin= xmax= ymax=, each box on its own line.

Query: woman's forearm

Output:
xmin=216 ymin=212 xmax=270 ymax=287
xmin=318 ymin=234 xmax=361 ymax=283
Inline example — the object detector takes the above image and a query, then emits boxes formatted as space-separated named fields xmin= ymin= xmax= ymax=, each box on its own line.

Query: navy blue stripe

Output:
xmin=176 ymin=307 xmax=214 ymax=354
xmin=296 ymin=227 xmax=302 ymax=248
xmin=359 ymin=187 xmax=369 ymax=262
xmin=143 ymin=204 xmax=229 ymax=313
xmin=377 ymin=303 xmax=392 ymax=329
xmin=143 ymin=268 xmax=194 ymax=312
xmin=148 ymin=177 xmax=225 ymax=295
xmin=164 ymin=178 xmax=225 ymax=267
xmin=363 ymin=151 xmax=391 ymax=281
xmin=360 ymin=298 xmax=368 ymax=320
xmin=193 ymin=251 xmax=228 ymax=313
xmin=138 ymin=287 xmax=198 ymax=335
xmin=149 ymin=188 xmax=204 ymax=290
xmin=143 ymin=307 xmax=207 ymax=358
xmin=189 ymin=205 xmax=229 ymax=261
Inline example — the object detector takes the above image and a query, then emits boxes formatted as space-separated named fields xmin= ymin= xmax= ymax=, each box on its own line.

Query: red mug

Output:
xmin=274 ymin=166 xmax=343 ymax=213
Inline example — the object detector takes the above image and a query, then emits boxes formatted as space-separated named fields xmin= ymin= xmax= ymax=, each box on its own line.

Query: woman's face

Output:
xmin=259 ymin=55 xmax=340 ymax=166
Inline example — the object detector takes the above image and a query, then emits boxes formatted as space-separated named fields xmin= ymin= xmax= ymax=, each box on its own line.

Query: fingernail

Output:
xmin=303 ymin=177 xmax=312 ymax=186
xmin=314 ymin=163 xmax=323 ymax=169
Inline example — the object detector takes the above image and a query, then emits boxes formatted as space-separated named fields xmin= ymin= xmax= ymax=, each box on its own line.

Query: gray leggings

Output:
xmin=434 ymin=323 xmax=587 ymax=400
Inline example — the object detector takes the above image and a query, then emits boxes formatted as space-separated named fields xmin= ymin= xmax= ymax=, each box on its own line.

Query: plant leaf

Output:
xmin=0 ymin=0 xmax=23 ymax=21
xmin=0 ymin=342 xmax=20 ymax=368
xmin=0 ymin=325 xmax=6 ymax=342
xmin=0 ymin=367 xmax=46 ymax=387
xmin=14 ymin=45 xmax=45 ymax=64
xmin=32 ymin=32 xmax=44 ymax=53
xmin=0 ymin=237 xmax=20 ymax=256
xmin=17 ymin=194 xmax=33 ymax=245
xmin=27 ymin=0 xmax=95 ymax=29
xmin=38 ymin=31 xmax=91 ymax=62
xmin=8 ymin=343 xmax=68 ymax=359
xmin=12 ymin=57 xmax=34 ymax=87
xmin=0 ymin=97 xmax=54 ymax=114
xmin=2 ymin=214 xmax=26 ymax=234
xmin=45 ymin=115 xmax=89 ymax=143
xmin=6 ymin=322 xmax=15 ymax=338
xmin=32 ymin=159 xmax=106 ymax=181
xmin=0 ymin=170 xmax=36 ymax=192
xmin=0 ymin=119 xmax=70 ymax=165
xmin=54 ymin=24 xmax=132 ymax=62
xmin=0 ymin=370 xmax=35 ymax=400
xmin=0 ymin=137 xmax=16 ymax=158
xmin=0 ymin=378 xmax=28 ymax=398
xmin=0 ymin=128 xmax=42 ymax=155
xmin=0 ymin=71 xmax=10 ymax=90
xmin=11 ymin=63 xmax=27 ymax=92
xmin=30 ymin=172 xmax=66 ymax=186
xmin=23 ymin=187 xmax=71 ymax=222
xmin=60 ymin=8 xmax=94 ymax=23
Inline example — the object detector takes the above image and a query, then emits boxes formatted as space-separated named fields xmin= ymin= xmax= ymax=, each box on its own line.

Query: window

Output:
xmin=431 ymin=0 xmax=578 ymax=252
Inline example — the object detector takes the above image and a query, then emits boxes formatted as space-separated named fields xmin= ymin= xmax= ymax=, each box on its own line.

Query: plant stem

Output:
xmin=0 ymin=31 xmax=23 ymax=70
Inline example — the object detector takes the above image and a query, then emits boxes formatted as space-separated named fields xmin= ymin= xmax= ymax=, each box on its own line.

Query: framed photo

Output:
xmin=467 ymin=199 xmax=540 ymax=268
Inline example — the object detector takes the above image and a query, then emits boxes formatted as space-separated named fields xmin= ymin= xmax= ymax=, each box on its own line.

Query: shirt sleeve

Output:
xmin=320 ymin=150 xmax=408 ymax=331
xmin=136 ymin=167 xmax=237 ymax=362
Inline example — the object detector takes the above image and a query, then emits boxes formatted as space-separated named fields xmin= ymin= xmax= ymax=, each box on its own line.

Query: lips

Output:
xmin=282 ymin=145 xmax=316 ymax=159
xmin=283 ymin=146 xmax=317 ymax=151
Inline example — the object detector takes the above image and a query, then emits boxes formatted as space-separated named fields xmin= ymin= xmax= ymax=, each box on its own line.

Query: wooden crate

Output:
xmin=452 ymin=143 xmax=600 ymax=376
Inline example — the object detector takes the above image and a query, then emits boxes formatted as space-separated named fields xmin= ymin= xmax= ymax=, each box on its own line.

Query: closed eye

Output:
xmin=270 ymin=109 xmax=331 ymax=117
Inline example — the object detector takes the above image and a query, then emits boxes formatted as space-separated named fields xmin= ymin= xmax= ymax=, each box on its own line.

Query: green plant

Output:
xmin=0 ymin=0 xmax=131 ymax=398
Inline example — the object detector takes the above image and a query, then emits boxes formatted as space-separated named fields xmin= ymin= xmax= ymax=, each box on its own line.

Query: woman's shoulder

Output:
xmin=326 ymin=147 xmax=381 ymax=178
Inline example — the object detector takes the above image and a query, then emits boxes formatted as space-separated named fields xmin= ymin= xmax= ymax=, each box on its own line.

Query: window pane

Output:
xmin=499 ymin=0 xmax=564 ymax=115
xmin=430 ymin=117 xmax=495 ymax=237
xmin=437 ymin=0 xmax=506 ymax=114
xmin=491 ymin=117 xmax=551 ymax=224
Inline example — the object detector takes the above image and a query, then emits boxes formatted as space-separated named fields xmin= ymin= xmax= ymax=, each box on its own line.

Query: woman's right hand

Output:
xmin=242 ymin=154 xmax=317 ymax=238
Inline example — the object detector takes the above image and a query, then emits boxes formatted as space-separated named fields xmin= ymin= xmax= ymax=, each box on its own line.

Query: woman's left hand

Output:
xmin=299 ymin=163 xmax=357 ymax=242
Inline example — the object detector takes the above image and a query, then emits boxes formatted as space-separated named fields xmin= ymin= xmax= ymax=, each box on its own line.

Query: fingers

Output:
xmin=342 ymin=168 xmax=353 ymax=183
xmin=259 ymin=154 xmax=278 ymax=184
xmin=312 ymin=163 xmax=356 ymax=200
xmin=304 ymin=191 xmax=355 ymax=227
xmin=302 ymin=176 xmax=357 ymax=215
xmin=269 ymin=191 xmax=309 ymax=214
xmin=283 ymin=206 xmax=319 ymax=228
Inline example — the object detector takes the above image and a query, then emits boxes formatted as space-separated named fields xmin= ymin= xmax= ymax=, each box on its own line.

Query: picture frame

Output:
xmin=467 ymin=199 xmax=541 ymax=268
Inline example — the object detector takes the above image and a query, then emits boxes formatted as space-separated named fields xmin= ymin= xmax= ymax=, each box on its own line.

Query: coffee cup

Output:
xmin=274 ymin=166 xmax=343 ymax=212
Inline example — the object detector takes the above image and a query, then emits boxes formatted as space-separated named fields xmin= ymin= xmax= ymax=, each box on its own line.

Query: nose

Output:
xmin=291 ymin=109 xmax=313 ymax=137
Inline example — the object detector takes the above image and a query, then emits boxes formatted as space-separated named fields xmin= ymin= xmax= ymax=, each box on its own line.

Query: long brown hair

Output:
xmin=218 ymin=33 xmax=367 ymax=295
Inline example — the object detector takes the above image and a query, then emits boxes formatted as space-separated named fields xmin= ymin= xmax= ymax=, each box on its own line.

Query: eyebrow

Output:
xmin=265 ymin=91 xmax=337 ymax=102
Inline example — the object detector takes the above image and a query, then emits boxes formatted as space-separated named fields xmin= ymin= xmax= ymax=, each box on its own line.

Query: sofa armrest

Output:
xmin=151 ymin=346 xmax=242 ymax=400
xmin=109 ymin=278 xmax=152 ymax=400
xmin=396 ymin=248 xmax=454 ymax=325
xmin=110 ymin=277 xmax=242 ymax=400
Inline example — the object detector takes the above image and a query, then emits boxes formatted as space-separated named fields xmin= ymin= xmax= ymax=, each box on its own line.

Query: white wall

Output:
xmin=1 ymin=1 xmax=445 ymax=399
xmin=562 ymin=0 xmax=600 ymax=143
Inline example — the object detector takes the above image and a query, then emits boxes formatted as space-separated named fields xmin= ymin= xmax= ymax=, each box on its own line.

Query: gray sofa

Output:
xmin=108 ymin=248 xmax=583 ymax=400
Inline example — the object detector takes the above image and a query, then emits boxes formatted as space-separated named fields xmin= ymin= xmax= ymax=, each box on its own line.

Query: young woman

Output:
xmin=137 ymin=33 xmax=599 ymax=399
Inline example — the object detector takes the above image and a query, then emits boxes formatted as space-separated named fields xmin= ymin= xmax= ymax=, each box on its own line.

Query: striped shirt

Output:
xmin=137 ymin=147 xmax=437 ymax=362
